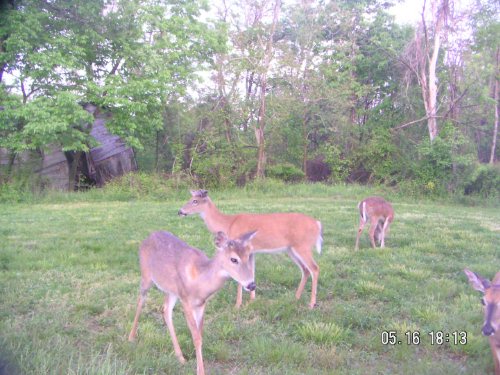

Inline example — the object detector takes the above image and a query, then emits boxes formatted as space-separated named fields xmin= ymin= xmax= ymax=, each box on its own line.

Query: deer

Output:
xmin=178 ymin=189 xmax=322 ymax=309
xmin=464 ymin=268 xmax=500 ymax=375
xmin=355 ymin=196 xmax=394 ymax=250
xmin=128 ymin=230 xmax=257 ymax=375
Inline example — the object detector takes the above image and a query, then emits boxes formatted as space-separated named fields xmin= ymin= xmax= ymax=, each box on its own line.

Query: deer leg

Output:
xmin=355 ymin=217 xmax=367 ymax=250
xmin=380 ymin=218 xmax=390 ymax=248
xmin=490 ymin=337 xmax=500 ymax=375
xmin=287 ymin=249 xmax=310 ymax=301
xmin=249 ymin=253 xmax=256 ymax=301
xmin=291 ymin=246 xmax=319 ymax=309
xmin=182 ymin=302 xmax=206 ymax=375
xmin=235 ymin=253 xmax=256 ymax=308
xmin=374 ymin=221 xmax=381 ymax=245
xmin=235 ymin=284 xmax=243 ymax=309
xmin=369 ymin=217 xmax=378 ymax=248
xmin=128 ymin=279 xmax=152 ymax=342
xmin=163 ymin=294 xmax=185 ymax=364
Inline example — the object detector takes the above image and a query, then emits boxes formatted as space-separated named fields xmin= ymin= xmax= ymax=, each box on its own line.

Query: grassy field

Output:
xmin=0 ymin=184 xmax=499 ymax=374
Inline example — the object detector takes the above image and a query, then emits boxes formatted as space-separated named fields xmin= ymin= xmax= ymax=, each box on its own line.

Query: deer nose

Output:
xmin=178 ymin=210 xmax=186 ymax=216
xmin=482 ymin=323 xmax=495 ymax=336
xmin=246 ymin=282 xmax=256 ymax=291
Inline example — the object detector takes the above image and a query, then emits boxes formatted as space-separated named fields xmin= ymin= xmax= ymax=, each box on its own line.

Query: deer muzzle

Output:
xmin=482 ymin=323 xmax=495 ymax=336
xmin=246 ymin=281 xmax=256 ymax=292
xmin=482 ymin=304 xmax=496 ymax=336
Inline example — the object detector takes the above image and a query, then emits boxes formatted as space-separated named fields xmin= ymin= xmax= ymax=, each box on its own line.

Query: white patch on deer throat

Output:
xmin=218 ymin=269 xmax=230 ymax=278
xmin=254 ymin=247 xmax=289 ymax=254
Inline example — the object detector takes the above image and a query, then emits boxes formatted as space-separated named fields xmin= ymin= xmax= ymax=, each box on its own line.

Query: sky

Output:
xmin=389 ymin=0 xmax=424 ymax=25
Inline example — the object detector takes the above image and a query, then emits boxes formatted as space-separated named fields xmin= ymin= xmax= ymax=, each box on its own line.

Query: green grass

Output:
xmin=0 ymin=184 xmax=499 ymax=374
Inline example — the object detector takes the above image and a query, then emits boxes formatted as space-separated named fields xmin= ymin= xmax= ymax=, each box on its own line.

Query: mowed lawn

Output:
xmin=0 ymin=186 xmax=499 ymax=374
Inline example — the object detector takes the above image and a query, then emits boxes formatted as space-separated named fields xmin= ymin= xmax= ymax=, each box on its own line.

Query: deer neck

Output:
xmin=195 ymin=256 xmax=230 ymax=299
xmin=200 ymin=199 xmax=234 ymax=234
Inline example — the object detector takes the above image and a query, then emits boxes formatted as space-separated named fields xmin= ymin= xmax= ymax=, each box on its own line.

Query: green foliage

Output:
xmin=0 ymin=172 xmax=47 ymax=203
xmin=192 ymin=152 xmax=237 ymax=189
xmin=410 ymin=123 xmax=476 ymax=195
xmin=0 ymin=91 xmax=95 ymax=153
xmin=353 ymin=128 xmax=400 ymax=184
xmin=463 ymin=163 xmax=500 ymax=198
xmin=265 ymin=163 xmax=305 ymax=182
xmin=98 ymin=172 xmax=195 ymax=201
xmin=1 ymin=0 xmax=224 ymax=153
xmin=0 ymin=0 xmax=497 ymax=203
xmin=414 ymin=137 xmax=453 ymax=194
xmin=317 ymin=144 xmax=350 ymax=183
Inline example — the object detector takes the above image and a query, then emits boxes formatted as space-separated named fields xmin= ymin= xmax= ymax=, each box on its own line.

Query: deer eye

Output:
xmin=230 ymin=257 xmax=239 ymax=264
xmin=192 ymin=200 xmax=198 ymax=204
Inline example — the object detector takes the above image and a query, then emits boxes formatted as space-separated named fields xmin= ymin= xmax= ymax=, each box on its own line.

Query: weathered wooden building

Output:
xmin=0 ymin=104 xmax=137 ymax=190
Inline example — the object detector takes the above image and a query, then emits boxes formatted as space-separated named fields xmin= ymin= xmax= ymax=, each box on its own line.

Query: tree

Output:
xmin=458 ymin=0 xmax=500 ymax=164
xmin=402 ymin=0 xmax=452 ymax=142
xmin=1 ymin=0 xmax=222 ymax=187
xmin=470 ymin=0 xmax=500 ymax=164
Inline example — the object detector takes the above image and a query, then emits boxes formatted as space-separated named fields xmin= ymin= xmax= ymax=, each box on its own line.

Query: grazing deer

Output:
xmin=355 ymin=196 xmax=394 ymax=250
xmin=178 ymin=190 xmax=322 ymax=309
xmin=464 ymin=268 xmax=500 ymax=375
xmin=128 ymin=230 xmax=257 ymax=375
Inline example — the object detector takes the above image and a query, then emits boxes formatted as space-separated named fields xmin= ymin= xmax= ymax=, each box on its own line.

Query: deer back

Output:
xmin=360 ymin=197 xmax=394 ymax=221
xmin=139 ymin=231 xmax=210 ymax=299
xmin=229 ymin=212 xmax=320 ymax=250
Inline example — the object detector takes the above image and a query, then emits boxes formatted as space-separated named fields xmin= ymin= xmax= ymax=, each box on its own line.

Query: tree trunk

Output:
xmin=302 ymin=111 xmax=309 ymax=177
xmin=254 ymin=0 xmax=280 ymax=179
xmin=426 ymin=15 xmax=441 ymax=142
xmin=423 ymin=0 xmax=446 ymax=142
xmin=490 ymin=48 xmax=499 ymax=164
xmin=412 ymin=0 xmax=449 ymax=143
xmin=155 ymin=130 xmax=160 ymax=173
xmin=5 ymin=152 xmax=16 ymax=181
xmin=65 ymin=151 xmax=83 ymax=191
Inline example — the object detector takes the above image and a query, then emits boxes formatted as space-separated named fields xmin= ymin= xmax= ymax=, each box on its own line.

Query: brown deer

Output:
xmin=178 ymin=190 xmax=322 ymax=309
xmin=355 ymin=196 xmax=394 ymax=250
xmin=464 ymin=268 xmax=500 ymax=375
xmin=128 ymin=230 xmax=257 ymax=375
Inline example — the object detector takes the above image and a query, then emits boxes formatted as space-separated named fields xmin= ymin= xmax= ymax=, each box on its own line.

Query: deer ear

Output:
xmin=190 ymin=189 xmax=208 ymax=198
xmin=464 ymin=268 xmax=490 ymax=293
xmin=214 ymin=231 xmax=229 ymax=249
xmin=239 ymin=230 xmax=257 ymax=245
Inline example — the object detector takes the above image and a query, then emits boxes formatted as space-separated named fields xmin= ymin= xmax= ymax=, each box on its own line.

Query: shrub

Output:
xmin=99 ymin=171 xmax=194 ymax=200
xmin=463 ymin=163 xmax=500 ymax=198
xmin=306 ymin=155 xmax=332 ymax=182
xmin=265 ymin=163 xmax=305 ymax=182
xmin=191 ymin=155 xmax=236 ymax=189
xmin=0 ymin=172 xmax=49 ymax=203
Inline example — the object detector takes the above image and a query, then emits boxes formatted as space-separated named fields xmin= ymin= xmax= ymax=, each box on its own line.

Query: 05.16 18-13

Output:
xmin=381 ymin=330 xmax=467 ymax=346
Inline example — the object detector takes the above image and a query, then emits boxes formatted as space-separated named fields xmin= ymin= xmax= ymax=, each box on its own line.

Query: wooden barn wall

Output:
xmin=38 ymin=146 xmax=69 ymax=190
xmin=1 ymin=105 xmax=137 ymax=190
xmin=90 ymin=113 xmax=137 ymax=186
xmin=0 ymin=147 xmax=69 ymax=190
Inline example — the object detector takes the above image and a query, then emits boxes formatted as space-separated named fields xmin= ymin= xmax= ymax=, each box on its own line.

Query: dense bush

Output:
xmin=100 ymin=172 xmax=195 ymax=200
xmin=265 ymin=163 xmax=305 ymax=182
xmin=315 ymin=144 xmax=350 ymax=183
xmin=0 ymin=172 xmax=50 ymax=203
xmin=463 ymin=163 xmax=500 ymax=197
